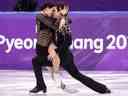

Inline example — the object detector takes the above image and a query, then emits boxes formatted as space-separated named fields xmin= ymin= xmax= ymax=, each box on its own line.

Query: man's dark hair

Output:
xmin=40 ymin=2 xmax=55 ymax=11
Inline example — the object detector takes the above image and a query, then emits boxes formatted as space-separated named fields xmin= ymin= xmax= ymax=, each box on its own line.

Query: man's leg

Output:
xmin=30 ymin=56 xmax=47 ymax=93
xmin=60 ymin=49 xmax=111 ymax=94
xmin=30 ymin=45 xmax=49 ymax=93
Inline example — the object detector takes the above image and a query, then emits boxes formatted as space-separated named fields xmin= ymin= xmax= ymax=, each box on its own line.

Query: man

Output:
xmin=30 ymin=3 xmax=59 ymax=93
xmin=51 ymin=4 xmax=111 ymax=94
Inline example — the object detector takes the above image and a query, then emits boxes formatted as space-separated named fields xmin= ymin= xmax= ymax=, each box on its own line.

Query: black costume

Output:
xmin=31 ymin=14 xmax=111 ymax=94
xmin=55 ymin=17 xmax=111 ymax=94
xmin=31 ymin=14 xmax=58 ymax=92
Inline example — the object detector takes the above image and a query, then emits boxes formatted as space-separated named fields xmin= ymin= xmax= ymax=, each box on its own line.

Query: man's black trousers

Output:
xmin=32 ymin=44 xmax=108 ymax=93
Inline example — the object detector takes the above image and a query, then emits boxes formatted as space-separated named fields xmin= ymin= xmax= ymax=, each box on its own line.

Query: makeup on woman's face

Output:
xmin=60 ymin=6 xmax=69 ymax=16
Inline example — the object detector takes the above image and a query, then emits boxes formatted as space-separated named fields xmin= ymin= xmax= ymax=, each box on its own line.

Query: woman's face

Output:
xmin=60 ymin=6 xmax=69 ymax=16
xmin=52 ymin=5 xmax=69 ymax=19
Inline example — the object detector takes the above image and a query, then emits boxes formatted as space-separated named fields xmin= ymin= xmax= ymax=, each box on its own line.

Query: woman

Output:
xmin=47 ymin=4 xmax=69 ymax=89
xmin=48 ymin=3 xmax=111 ymax=94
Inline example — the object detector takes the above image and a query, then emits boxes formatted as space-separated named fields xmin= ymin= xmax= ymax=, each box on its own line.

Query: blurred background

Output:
xmin=0 ymin=0 xmax=128 ymax=11
xmin=1 ymin=0 xmax=128 ymax=70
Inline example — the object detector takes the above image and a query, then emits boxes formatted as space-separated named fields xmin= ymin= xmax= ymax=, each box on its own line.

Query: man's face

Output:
xmin=51 ymin=6 xmax=62 ymax=19
xmin=43 ymin=7 xmax=53 ymax=17
xmin=51 ymin=6 xmax=58 ymax=18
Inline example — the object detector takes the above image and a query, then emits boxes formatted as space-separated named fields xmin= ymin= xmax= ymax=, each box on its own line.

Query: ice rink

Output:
xmin=0 ymin=70 xmax=128 ymax=96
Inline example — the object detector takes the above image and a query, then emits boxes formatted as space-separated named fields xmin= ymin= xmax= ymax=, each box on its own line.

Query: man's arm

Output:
xmin=36 ymin=18 xmax=40 ymax=33
xmin=36 ymin=14 xmax=59 ymax=31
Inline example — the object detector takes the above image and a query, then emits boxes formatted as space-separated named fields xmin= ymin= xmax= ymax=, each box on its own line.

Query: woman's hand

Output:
xmin=48 ymin=47 xmax=60 ymax=73
xmin=59 ymin=18 xmax=65 ymax=29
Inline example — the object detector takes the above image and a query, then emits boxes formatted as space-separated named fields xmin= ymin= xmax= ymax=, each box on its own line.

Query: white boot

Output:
xmin=52 ymin=71 xmax=66 ymax=89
